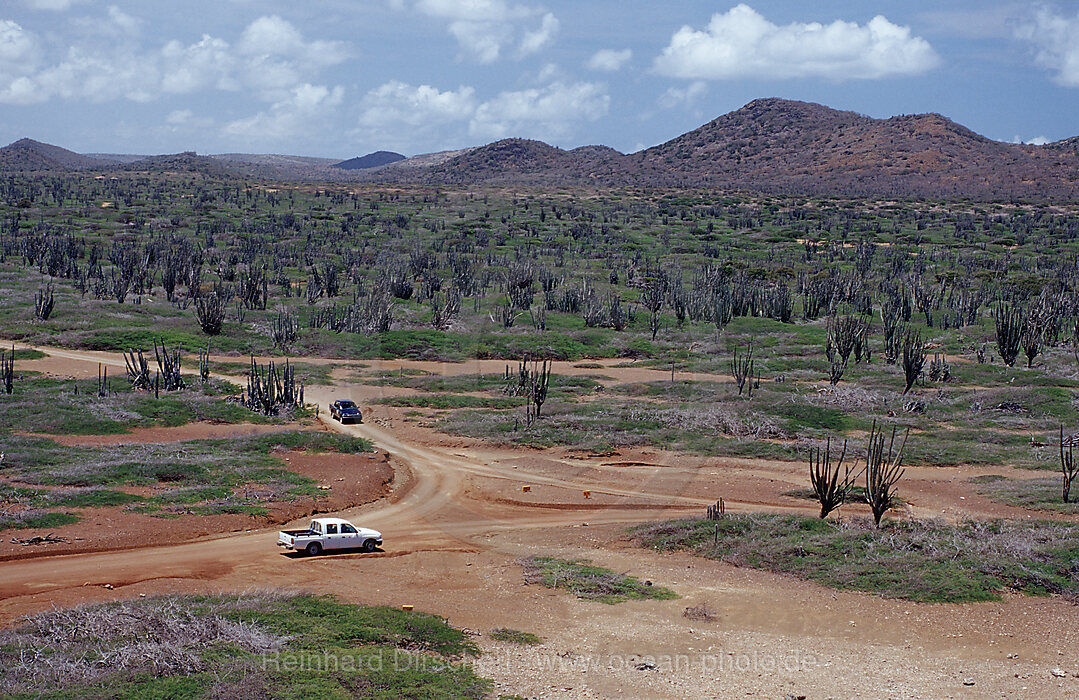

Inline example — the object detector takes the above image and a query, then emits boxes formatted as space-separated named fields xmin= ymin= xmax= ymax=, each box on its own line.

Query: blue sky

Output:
xmin=0 ymin=1 xmax=1076 ymax=157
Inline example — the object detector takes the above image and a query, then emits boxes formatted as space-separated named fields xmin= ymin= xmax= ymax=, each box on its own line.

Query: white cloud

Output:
xmin=1013 ymin=134 xmax=1050 ymax=146
xmin=165 ymin=108 xmax=214 ymax=129
xmin=518 ymin=12 xmax=558 ymax=57
xmin=353 ymin=77 xmax=608 ymax=148
xmin=587 ymin=48 xmax=631 ymax=72
xmin=359 ymin=81 xmax=477 ymax=128
xmin=470 ymin=80 xmax=609 ymax=140
xmin=23 ymin=0 xmax=82 ymax=10
xmin=224 ymin=83 xmax=344 ymax=140
xmin=658 ymin=80 xmax=707 ymax=109
xmin=1015 ymin=6 xmax=1079 ymax=87
xmin=653 ymin=4 xmax=939 ymax=81
xmin=412 ymin=0 xmax=558 ymax=63
xmin=107 ymin=5 xmax=141 ymax=36
xmin=0 ymin=20 xmax=39 ymax=77
xmin=0 ymin=13 xmax=350 ymax=105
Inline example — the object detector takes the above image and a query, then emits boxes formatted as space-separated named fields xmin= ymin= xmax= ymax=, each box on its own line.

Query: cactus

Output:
xmin=809 ymin=438 xmax=860 ymax=519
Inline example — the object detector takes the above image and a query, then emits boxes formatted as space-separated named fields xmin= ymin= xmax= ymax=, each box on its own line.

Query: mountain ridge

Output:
xmin=3 ymin=98 xmax=1078 ymax=200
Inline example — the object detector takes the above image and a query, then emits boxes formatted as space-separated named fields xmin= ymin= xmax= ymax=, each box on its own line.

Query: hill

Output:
xmin=374 ymin=98 xmax=1079 ymax=199
xmin=624 ymin=98 xmax=1079 ymax=199
xmin=3 ymin=99 xmax=1078 ymax=199
xmin=334 ymin=151 xmax=405 ymax=170
xmin=0 ymin=138 xmax=102 ymax=172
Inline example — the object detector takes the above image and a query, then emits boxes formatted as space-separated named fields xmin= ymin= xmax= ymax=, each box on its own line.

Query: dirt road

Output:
xmin=2 ymin=345 xmax=1077 ymax=698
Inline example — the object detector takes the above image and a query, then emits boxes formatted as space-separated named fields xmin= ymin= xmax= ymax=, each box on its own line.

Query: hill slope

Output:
xmin=376 ymin=98 xmax=1079 ymax=199
xmin=3 ymin=99 xmax=1078 ymax=199
xmin=334 ymin=151 xmax=405 ymax=170
xmin=0 ymin=138 xmax=102 ymax=171
xmin=625 ymin=98 xmax=1078 ymax=199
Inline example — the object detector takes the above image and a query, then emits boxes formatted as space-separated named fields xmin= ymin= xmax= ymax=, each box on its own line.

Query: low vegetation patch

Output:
xmin=488 ymin=628 xmax=543 ymax=646
xmin=0 ymin=431 xmax=372 ymax=528
xmin=0 ymin=372 xmax=271 ymax=436
xmin=970 ymin=475 xmax=1079 ymax=514
xmin=0 ymin=592 xmax=491 ymax=699
xmin=376 ymin=394 xmax=522 ymax=410
xmin=520 ymin=556 xmax=678 ymax=604
xmin=634 ymin=514 xmax=1079 ymax=603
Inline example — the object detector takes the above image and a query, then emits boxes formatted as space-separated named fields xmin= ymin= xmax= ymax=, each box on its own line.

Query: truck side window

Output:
xmin=341 ymin=524 xmax=357 ymax=534
xmin=326 ymin=524 xmax=338 ymax=534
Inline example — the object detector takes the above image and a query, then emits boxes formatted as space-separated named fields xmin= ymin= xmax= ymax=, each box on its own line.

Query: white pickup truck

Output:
xmin=277 ymin=517 xmax=382 ymax=556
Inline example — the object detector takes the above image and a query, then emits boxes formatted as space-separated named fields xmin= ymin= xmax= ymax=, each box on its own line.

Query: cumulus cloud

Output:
xmin=1013 ymin=134 xmax=1050 ymax=146
xmin=1015 ymin=6 xmax=1079 ymax=87
xmin=165 ymin=108 xmax=214 ymax=129
xmin=353 ymin=78 xmax=608 ymax=148
xmin=354 ymin=80 xmax=477 ymax=150
xmin=518 ymin=12 xmax=558 ymax=56
xmin=23 ymin=0 xmax=82 ymax=10
xmin=653 ymin=4 xmax=939 ymax=81
xmin=412 ymin=0 xmax=559 ymax=63
xmin=0 ymin=12 xmax=350 ymax=106
xmin=224 ymin=83 xmax=344 ymax=141
xmin=358 ymin=81 xmax=477 ymax=128
xmin=587 ymin=48 xmax=632 ymax=72
xmin=0 ymin=19 xmax=39 ymax=65
xmin=470 ymin=80 xmax=609 ymax=140
xmin=657 ymin=80 xmax=707 ymax=109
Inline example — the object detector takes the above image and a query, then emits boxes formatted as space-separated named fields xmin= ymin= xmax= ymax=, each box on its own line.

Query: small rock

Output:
xmin=962 ymin=678 xmax=975 ymax=686
xmin=103 ymin=583 xmax=113 ymax=590
xmin=635 ymin=661 xmax=657 ymax=671
xmin=1051 ymin=669 xmax=1067 ymax=678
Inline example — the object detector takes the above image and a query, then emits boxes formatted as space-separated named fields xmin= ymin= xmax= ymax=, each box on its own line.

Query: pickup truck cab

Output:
xmin=329 ymin=399 xmax=362 ymax=424
xmin=278 ymin=517 xmax=382 ymax=556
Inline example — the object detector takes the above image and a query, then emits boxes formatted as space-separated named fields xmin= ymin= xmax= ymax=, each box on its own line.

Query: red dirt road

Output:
xmin=2 ymin=345 xmax=1078 ymax=698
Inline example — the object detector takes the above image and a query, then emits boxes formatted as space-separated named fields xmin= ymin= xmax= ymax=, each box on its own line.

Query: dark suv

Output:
xmin=329 ymin=399 xmax=362 ymax=424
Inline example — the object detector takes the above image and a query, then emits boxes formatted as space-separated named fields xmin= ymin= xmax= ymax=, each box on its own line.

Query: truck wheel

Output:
xmin=361 ymin=539 xmax=376 ymax=553
xmin=306 ymin=542 xmax=322 ymax=556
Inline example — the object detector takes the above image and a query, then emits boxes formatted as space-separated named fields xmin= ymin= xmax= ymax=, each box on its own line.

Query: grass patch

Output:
xmin=520 ymin=556 xmax=678 ymax=604
xmin=970 ymin=475 xmax=1079 ymax=514
xmin=0 ymin=592 xmax=491 ymax=699
xmin=488 ymin=629 xmax=543 ymax=646
xmin=49 ymin=488 xmax=146 ymax=508
xmin=0 ymin=510 xmax=80 ymax=530
xmin=635 ymin=514 xmax=1079 ymax=603
xmin=0 ymin=430 xmax=363 ymax=522
xmin=0 ymin=373 xmax=272 ymax=436
xmin=375 ymin=394 xmax=522 ymax=410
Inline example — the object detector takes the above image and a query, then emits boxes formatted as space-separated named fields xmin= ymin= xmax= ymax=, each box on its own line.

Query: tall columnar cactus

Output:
xmin=809 ymin=438 xmax=860 ymax=519
xmin=994 ymin=302 xmax=1024 ymax=367
xmin=864 ymin=421 xmax=908 ymax=527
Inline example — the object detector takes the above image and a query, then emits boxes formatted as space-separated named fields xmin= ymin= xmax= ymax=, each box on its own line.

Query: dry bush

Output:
xmin=0 ymin=595 xmax=289 ymax=695
xmin=640 ymin=404 xmax=789 ymax=440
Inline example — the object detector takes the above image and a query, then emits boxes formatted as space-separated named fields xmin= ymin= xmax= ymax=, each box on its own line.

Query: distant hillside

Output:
xmin=3 ymin=99 xmax=1078 ymax=200
xmin=334 ymin=151 xmax=405 ymax=170
xmin=623 ymin=98 xmax=1079 ymax=199
xmin=0 ymin=138 xmax=102 ymax=171
xmin=372 ymin=98 xmax=1079 ymax=200
xmin=399 ymin=139 xmax=624 ymax=186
